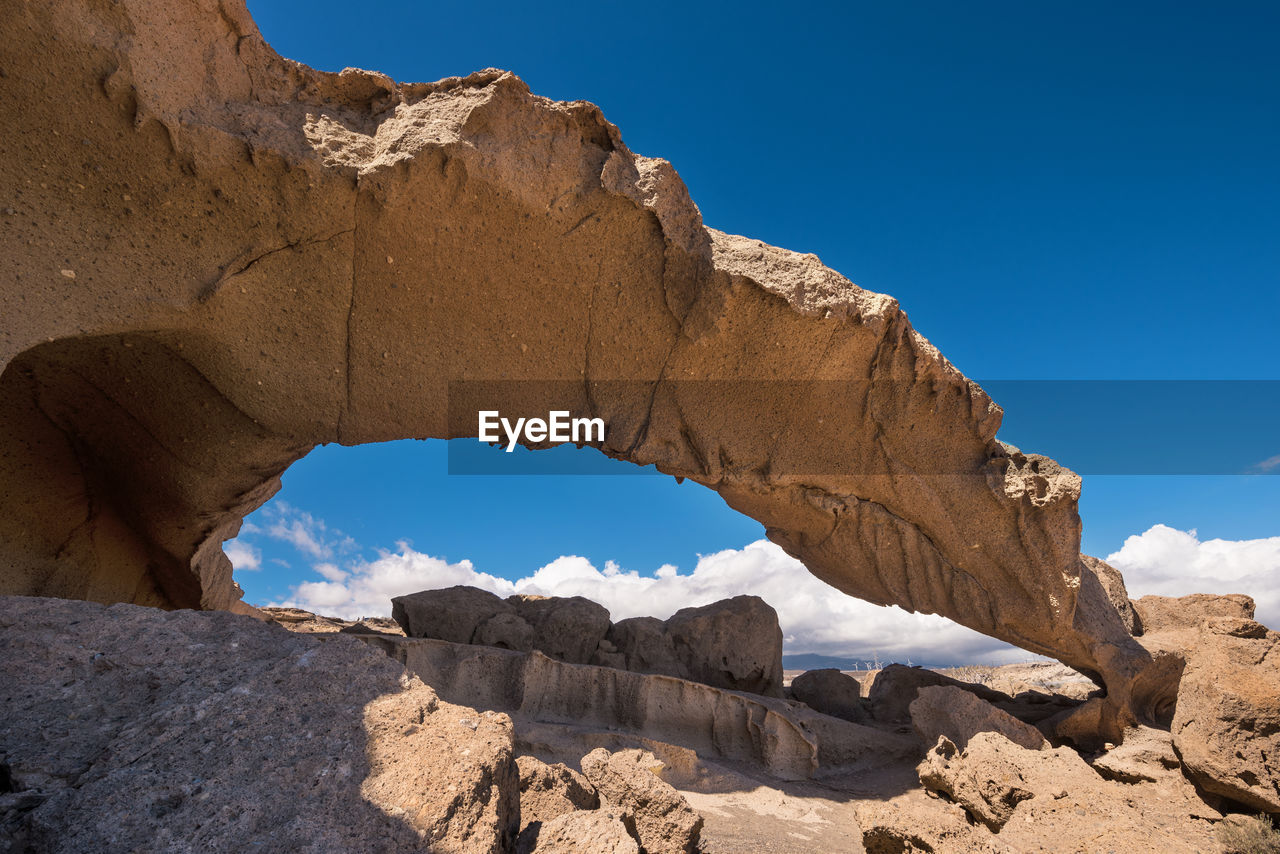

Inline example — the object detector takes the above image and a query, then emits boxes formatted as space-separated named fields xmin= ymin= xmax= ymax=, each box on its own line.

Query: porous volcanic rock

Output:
xmin=393 ymin=586 xmax=515 ymax=643
xmin=664 ymin=595 xmax=784 ymax=697
xmin=509 ymin=595 xmax=611 ymax=665
xmin=516 ymin=809 xmax=639 ymax=854
xmin=909 ymin=685 xmax=1049 ymax=751
xmin=580 ymin=748 xmax=703 ymax=854
xmin=516 ymin=755 xmax=599 ymax=829
xmin=0 ymin=595 xmax=518 ymax=853
xmin=1167 ymin=617 xmax=1280 ymax=813
xmin=789 ymin=668 xmax=866 ymax=722
xmin=867 ymin=664 xmax=1011 ymax=724
xmin=0 ymin=0 xmax=1158 ymax=724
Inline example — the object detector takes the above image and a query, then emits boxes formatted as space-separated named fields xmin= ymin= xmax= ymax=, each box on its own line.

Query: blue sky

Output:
xmin=230 ymin=1 xmax=1279 ymax=664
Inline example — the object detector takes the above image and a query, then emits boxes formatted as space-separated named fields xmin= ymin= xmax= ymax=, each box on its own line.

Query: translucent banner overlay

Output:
xmin=446 ymin=380 xmax=1280 ymax=476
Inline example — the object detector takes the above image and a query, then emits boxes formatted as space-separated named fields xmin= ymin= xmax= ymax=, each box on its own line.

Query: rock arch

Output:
xmin=1 ymin=0 xmax=1152 ymax=719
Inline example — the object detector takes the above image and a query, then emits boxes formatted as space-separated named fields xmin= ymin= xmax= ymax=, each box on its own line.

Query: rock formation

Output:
xmin=908 ymin=685 xmax=1049 ymax=751
xmin=355 ymin=631 xmax=915 ymax=780
xmin=516 ymin=756 xmax=599 ymax=830
xmin=2 ymin=0 xmax=1277 ymax=810
xmin=1 ymin=0 xmax=1157 ymax=721
xmin=579 ymin=749 xmax=703 ymax=854
xmin=0 ymin=596 xmax=518 ymax=853
xmin=393 ymin=587 xmax=785 ymax=696
xmin=788 ymin=668 xmax=867 ymax=722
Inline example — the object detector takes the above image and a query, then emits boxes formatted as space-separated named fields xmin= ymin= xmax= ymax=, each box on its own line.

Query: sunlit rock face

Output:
xmin=0 ymin=0 xmax=1164 ymax=726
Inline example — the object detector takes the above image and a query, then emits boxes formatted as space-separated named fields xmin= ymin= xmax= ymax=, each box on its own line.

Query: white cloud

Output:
xmin=268 ymin=538 xmax=1029 ymax=666
xmin=224 ymin=540 xmax=261 ymax=572
xmin=254 ymin=502 xmax=357 ymax=560
xmin=1106 ymin=524 xmax=1280 ymax=628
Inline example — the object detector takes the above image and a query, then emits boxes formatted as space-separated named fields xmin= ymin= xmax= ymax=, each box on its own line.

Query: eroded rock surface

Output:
xmin=0 ymin=0 xmax=1159 ymax=720
xmin=909 ymin=685 xmax=1049 ymax=751
xmin=0 ymin=596 xmax=517 ymax=853
xmin=580 ymin=748 xmax=704 ymax=854
xmin=516 ymin=755 xmax=599 ymax=829
xmin=516 ymin=809 xmax=639 ymax=854
xmin=788 ymin=668 xmax=866 ymax=722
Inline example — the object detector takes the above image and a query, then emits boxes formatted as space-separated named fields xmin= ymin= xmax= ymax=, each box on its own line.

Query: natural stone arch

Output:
xmin=0 ymin=0 xmax=1156 ymax=725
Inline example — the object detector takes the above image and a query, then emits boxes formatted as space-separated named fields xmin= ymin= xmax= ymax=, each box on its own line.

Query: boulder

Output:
xmin=607 ymin=617 xmax=681 ymax=677
xmin=516 ymin=809 xmax=639 ymax=854
xmin=392 ymin=586 xmax=514 ymax=644
xmin=1168 ymin=617 xmax=1280 ymax=813
xmin=1133 ymin=593 xmax=1256 ymax=635
xmin=475 ymin=612 xmax=537 ymax=652
xmin=509 ymin=595 xmax=611 ymax=665
xmin=789 ymin=669 xmax=867 ymax=722
xmin=916 ymin=733 xmax=1089 ymax=831
xmin=0 ymin=595 xmax=518 ymax=853
xmin=665 ymin=596 xmax=784 ymax=697
xmin=1089 ymin=725 xmax=1183 ymax=784
xmin=909 ymin=685 xmax=1048 ymax=751
xmin=516 ymin=756 xmax=598 ymax=828
xmin=867 ymin=664 xmax=1009 ymax=724
xmin=579 ymin=749 xmax=703 ymax=854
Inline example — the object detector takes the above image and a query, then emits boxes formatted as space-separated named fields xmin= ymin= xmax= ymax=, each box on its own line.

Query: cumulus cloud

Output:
xmin=1106 ymin=524 xmax=1280 ymax=627
xmin=267 ymin=538 xmax=1030 ymax=666
xmin=224 ymin=540 xmax=261 ymax=572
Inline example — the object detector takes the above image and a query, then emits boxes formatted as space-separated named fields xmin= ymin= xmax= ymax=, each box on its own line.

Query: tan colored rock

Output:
xmin=1133 ymin=593 xmax=1256 ymax=635
xmin=665 ymin=595 xmax=784 ymax=698
xmin=516 ymin=809 xmax=639 ymax=854
xmin=868 ymin=664 xmax=1012 ymax=724
xmin=1089 ymin=725 xmax=1182 ymax=784
xmin=1168 ymin=618 xmax=1280 ymax=813
xmin=909 ymin=685 xmax=1049 ymax=751
xmin=392 ymin=586 xmax=515 ymax=643
xmin=789 ymin=668 xmax=866 ymax=722
xmin=0 ymin=595 xmax=518 ymax=853
xmin=1082 ymin=554 xmax=1139 ymax=634
xmin=363 ymin=634 xmax=916 ymax=779
xmin=0 ymin=0 xmax=1162 ymax=726
xmin=509 ymin=595 xmax=611 ymax=665
xmin=517 ymin=755 xmax=598 ymax=828
xmin=580 ymin=748 xmax=703 ymax=854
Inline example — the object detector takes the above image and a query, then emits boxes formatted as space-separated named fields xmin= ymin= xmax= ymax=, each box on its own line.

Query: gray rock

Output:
xmin=392 ymin=585 xmax=514 ymax=643
xmin=790 ymin=669 xmax=866 ymax=722
xmin=580 ymin=748 xmax=703 ymax=854
xmin=665 ymin=595 xmax=784 ymax=697
xmin=509 ymin=595 xmax=611 ymax=665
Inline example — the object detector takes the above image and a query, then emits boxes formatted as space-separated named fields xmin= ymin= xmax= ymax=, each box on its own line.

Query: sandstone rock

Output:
xmin=516 ymin=809 xmax=639 ymax=854
xmin=0 ymin=595 xmax=518 ymax=852
xmin=665 ymin=595 xmax=784 ymax=697
xmin=1082 ymin=554 xmax=1139 ymax=634
xmin=1168 ymin=618 xmax=1280 ymax=813
xmin=363 ymin=635 xmax=917 ymax=780
xmin=1133 ymin=593 xmax=1256 ymax=635
xmin=517 ymin=755 xmax=598 ymax=828
xmin=916 ymin=733 xmax=1089 ymax=831
xmin=475 ymin=612 xmax=537 ymax=652
xmin=867 ymin=664 xmax=1010 ymax=724
xmin=392 ymin=586 xmax=514 ymax=644
xmin=789 ymin=668 xmax=867 ymax=722
xmin=580 ymin=748 xmax=703 ymax=854
xmin=909 ymin=685 xmax=1048 ymax=751
xmin=509 ymin=595 xmax=611 ymax=665
xmin=0 ymin=0 xmax=1162 ymax=724
xmin=1089 ymin=725 xmax=1183 ymax=784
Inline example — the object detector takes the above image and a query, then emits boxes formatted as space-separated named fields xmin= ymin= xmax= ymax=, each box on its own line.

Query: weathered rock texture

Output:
xmin=393 ymin=587 xmax=784 ymax=696
xmin=580 ymin=748 xmax=703 ymax=854
xmin=357 ymin=633 xmax=914 ymax=780
xmin=0 ymin=0 xmax=1163 ymax=721
xmin=908 ymin=685 xmax=1049 ymax=751
xmin=788 ymin=668 xmax=866 ymax=722
xmin=516 ymin=755 xmax=599 ymax=829
xmin=516 ymin=809 xmax=639 ymax=854
xmin=0 ymin=596 xmax=518 ymax=853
